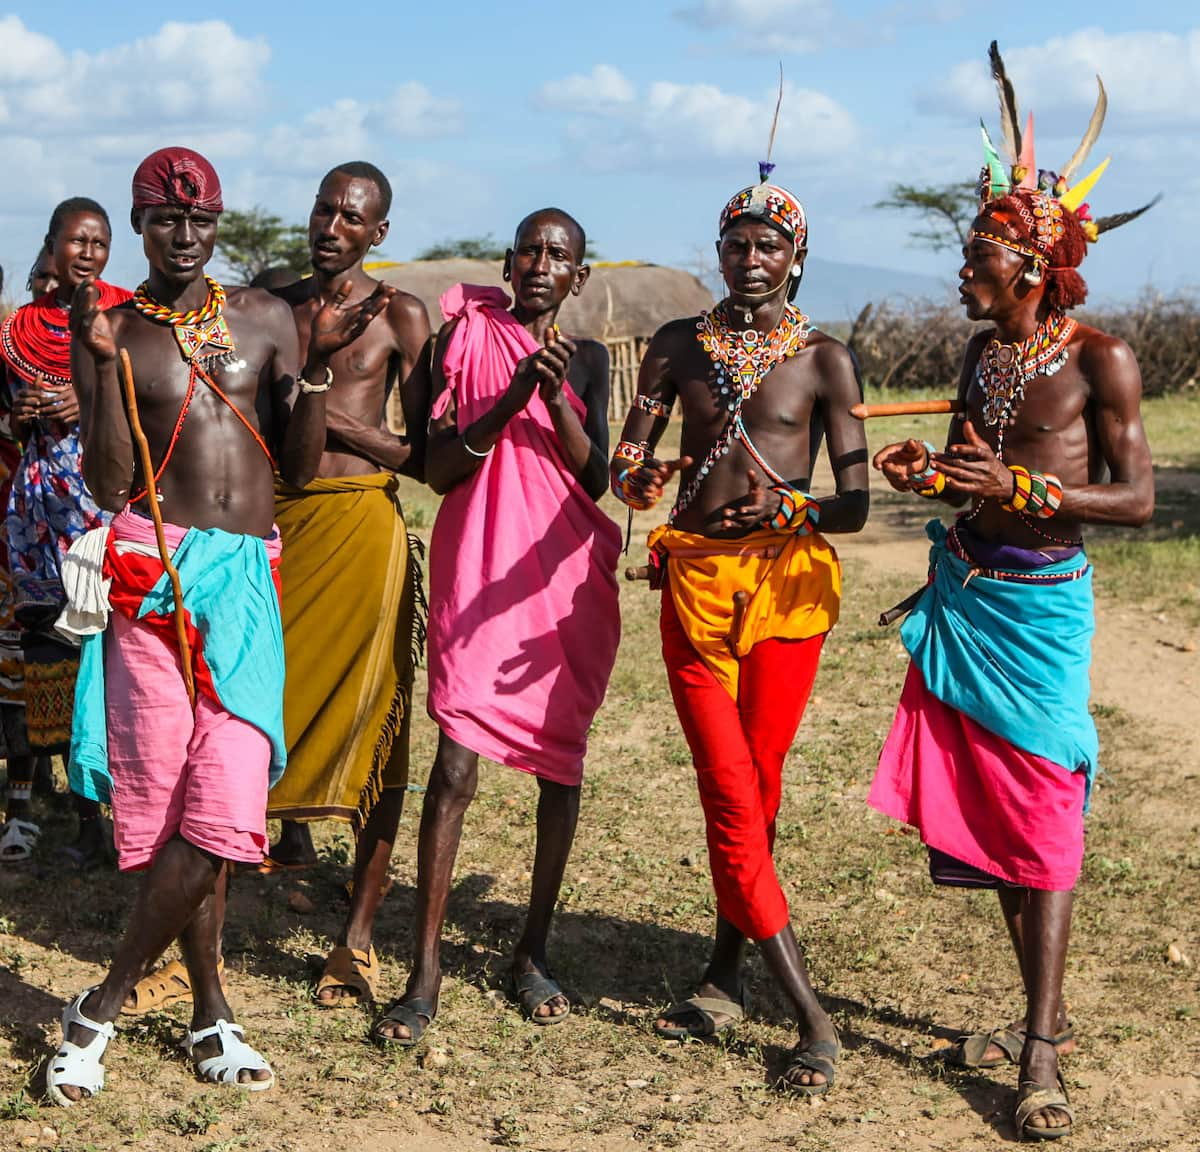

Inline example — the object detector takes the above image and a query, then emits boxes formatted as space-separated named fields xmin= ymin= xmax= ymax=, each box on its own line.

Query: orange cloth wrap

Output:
xmin=647 ymin=525 xmax=841 ymax=699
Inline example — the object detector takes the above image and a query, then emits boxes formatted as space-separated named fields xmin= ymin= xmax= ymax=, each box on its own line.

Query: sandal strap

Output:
xmin=63 ymin=989 xmax=115 ymax=1041
xmin=513 ymin=970 xmax=564 ymax=1013
xmin=1015 ymin=1079 xmax=1075 ymax=1130
xmin=188 ymin=1019 xmax=272 ymax=1085
xmin=1024 ymin=1030 xmax=1061 ymax=1047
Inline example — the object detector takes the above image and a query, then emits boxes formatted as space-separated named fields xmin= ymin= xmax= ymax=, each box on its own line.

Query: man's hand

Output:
xmin=933 ymin=420 xmax=1013 ymax=499
xmin=537 ymin=328 xmax=577 ymax=408
xmin=507 ymin=328 xmax=572 ymax=414
xmin=872 ymin=438 xmax=931 ymax=492
xmin=619 ymin=455 xmax=692 ymax=507
xmin=69 ymin=279 xmax=117 ymax=364
xmin=309 ymin=279 xmax=395 ymax=362
xmin=716 ymin=468 xmax=776 ymax=531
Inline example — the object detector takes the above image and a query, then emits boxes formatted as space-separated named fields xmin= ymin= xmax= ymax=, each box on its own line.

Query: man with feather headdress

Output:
xmin=870 ymin=43 xmax=1156 ymax=1141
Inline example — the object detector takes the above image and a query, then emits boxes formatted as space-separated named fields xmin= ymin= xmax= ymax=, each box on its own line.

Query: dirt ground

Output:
xmin=2 ymin=447 xmax=1198 ymax=1151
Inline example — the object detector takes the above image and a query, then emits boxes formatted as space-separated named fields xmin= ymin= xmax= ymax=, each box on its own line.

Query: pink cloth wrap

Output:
xmin=869 ymin=664 xmax=1086 ymax=890
xmin=426 ymin=285 xmax=621 ymax=785
xmin=105 ymin=511 xmax=281 ymax=871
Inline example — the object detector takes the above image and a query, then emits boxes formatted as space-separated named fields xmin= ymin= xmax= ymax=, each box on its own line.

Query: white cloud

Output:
xmin=0 ymin=18 xmax=269 ymax=132
xmin=371 ymin=82 xmax=463 ymax=137
xmin=926 ymin=28 xmax=1200 ymax=128
xmin=265 ymin=85 xmax=462 ymax=176
xmin=537 ymin=65 xmax=635 ymax=113
xmin=673 ymin=0 xmax=836 ymax=54
xmin=541 ymin=73 xmax=856 ymax=170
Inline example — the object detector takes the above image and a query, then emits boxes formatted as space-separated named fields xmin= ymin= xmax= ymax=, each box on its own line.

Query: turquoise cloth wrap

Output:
xmin=69 ymin=526 xmax=287 ymax=803
xmin=900 ymin=520 xmax=1099 ymax=804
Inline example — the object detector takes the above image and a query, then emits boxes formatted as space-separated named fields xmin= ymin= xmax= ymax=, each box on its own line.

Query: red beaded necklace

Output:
xmin=0 ymin=282 xmax=132 ymax=388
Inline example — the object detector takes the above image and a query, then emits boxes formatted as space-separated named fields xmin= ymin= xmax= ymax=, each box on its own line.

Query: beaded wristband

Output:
xmin=614 ymin=439 xmax=648 ymax=466
xmin=768 ymin=484 xmax=820 ymax=535
xmin=1003 ymin=465 xmax=1033 ymax=513
xmin=908 ymin=441 xmax=946 ymax=499
xmin=1002 ymin=465 xmax=1064 ymax=517
xmin=633 ymin=395 xmax=672 ymax=419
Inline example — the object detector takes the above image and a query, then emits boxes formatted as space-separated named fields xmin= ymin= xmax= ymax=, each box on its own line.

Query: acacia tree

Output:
xmin=875 ymin=181 xmax=978 ymax=252
xmin=213 ymin=208 xmax=310 ymax=284
xmin=415 ymin=234 xmax=599 ymax=261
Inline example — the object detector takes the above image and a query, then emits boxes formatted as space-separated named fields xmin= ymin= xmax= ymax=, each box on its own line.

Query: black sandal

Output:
xmin=370 ymin=996 xmax=436 ymax=1049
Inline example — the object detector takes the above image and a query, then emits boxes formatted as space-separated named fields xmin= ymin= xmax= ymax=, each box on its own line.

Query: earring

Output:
xmin=790 ymin=265 xmax=801 ymax=277
xmin=1023 ymin=263 xmax=1043 ymax=286
xmin=502 ymin=270 xmax=511 ymax=282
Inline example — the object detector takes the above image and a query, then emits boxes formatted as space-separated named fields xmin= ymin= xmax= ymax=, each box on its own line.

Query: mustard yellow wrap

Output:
xmin=648 ymin=524 xmax=840 ymax=699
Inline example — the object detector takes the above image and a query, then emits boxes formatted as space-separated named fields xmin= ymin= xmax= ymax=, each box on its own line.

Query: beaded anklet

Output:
xmin=768 ymin=484 xmax=820 ymax=535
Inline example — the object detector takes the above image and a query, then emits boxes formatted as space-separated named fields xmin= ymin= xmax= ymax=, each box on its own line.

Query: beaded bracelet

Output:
xmin=910 ymin=440 xmax=946 ymax=498
xmin=633 ymin=394 xmax=672 ymax=419
xmin=611 ymin=467 xmax=656 ymax=510
xmin=768 ymin=484 xmax=820 ymax=535
xmin=613 ymin=439 xmax=648 ymax=466
xmin=1003 ymin=465 xmax=1063 ymax=518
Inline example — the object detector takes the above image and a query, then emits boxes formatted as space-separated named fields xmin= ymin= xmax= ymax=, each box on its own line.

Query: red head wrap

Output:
xmin=971 ymin=189 xmax=1090 ymax=311
xmin=131 ymin=147 xmax=224 ymax=213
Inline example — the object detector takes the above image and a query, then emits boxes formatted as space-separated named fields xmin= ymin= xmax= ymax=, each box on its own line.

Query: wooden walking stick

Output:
xmin=118 ymin=348 xmax=195 ymax=708
xmin=850 ymin=398 xmax=962 ymax=420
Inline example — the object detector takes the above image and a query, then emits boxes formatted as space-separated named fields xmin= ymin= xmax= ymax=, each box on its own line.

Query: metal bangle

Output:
xmin=462 ymin=430 xmax=493 ymax=458
xmin=298 ymin=365 xmax=334 ymax=394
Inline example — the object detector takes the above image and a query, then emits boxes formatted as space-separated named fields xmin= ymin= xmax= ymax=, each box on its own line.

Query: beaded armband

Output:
xmin=768 ymin=485 xmax=820 ymax=535
xmin=633 ymin=394 xmax=672 ymax=419
xmin=1002 ymin=465 xmax=1063 ymax=518
xmin=611 ymin=440 xmax=657 ymax=510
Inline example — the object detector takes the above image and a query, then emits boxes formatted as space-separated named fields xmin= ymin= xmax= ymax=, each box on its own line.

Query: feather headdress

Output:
xmin=977 ymin=41 xmax=1156 ymax=247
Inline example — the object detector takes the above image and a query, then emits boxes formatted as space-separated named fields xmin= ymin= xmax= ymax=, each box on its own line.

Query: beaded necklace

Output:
xmin=965 ymin=311 xmax=1081 ymax=546
xmin=128 ymin=275 xmax=271 ymax=504
xmin=133 ymin=276 xmax=236 ymax=366
xmin=671 ymin=301 xmax=810 ymax=521
xmin=977 ymin=311 xmax=1075 ymax=457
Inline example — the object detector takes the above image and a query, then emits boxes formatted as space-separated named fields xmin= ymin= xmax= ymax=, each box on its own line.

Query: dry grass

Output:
xmin=1 ymin=395 xmax=1198 ymax=1151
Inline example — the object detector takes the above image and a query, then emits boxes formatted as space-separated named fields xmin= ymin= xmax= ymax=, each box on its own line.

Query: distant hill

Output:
xmin=800 ymin=256 xmax=954 ymax=326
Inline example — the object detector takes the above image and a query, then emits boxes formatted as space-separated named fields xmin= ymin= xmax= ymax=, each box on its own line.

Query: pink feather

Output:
xmin=1017 ymin=113 xmax=1037 ymax=189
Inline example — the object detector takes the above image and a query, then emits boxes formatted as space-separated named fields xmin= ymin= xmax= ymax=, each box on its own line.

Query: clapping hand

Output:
xmin=309 ymin=279 xmax=395 ymax=361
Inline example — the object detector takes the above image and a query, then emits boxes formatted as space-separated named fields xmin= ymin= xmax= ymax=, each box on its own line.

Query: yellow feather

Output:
xmin=1061 ymin=76 xmax=1107 ymax=182
xmin=1060 ymin=157 xmax=1110 ymax=211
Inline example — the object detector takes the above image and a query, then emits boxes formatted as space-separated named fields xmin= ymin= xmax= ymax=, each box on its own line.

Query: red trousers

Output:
xmin=660 ymin=591 xmax=825 ymax=941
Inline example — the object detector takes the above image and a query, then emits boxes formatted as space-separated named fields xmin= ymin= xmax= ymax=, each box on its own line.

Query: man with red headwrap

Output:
xmin=870 ymin=49 xmax=1155 ymax=1140
xmin=610 ymin=173 xmax=868 ymax=1095
xmin=41 ymin=146 xmax=391 ymax=1106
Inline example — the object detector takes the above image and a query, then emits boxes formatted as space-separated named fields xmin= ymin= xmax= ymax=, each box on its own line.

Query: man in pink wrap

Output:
xmin=372 ymin=208 xmax=620 ymax=1046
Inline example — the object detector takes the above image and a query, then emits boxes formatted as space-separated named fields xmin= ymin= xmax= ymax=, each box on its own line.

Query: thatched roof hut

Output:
xmin=369 ymin=259 xmax=713 ymax=341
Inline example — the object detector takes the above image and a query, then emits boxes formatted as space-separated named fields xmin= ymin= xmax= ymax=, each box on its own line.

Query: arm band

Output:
xmin=633 ymin=394 xmax=672 ymax=419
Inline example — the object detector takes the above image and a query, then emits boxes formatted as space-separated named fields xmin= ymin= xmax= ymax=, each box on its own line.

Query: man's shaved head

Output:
xmin=324 ymin=161 xmax=393 ymax=218
xmin=513 ymin=208 xmax=587 ymax=263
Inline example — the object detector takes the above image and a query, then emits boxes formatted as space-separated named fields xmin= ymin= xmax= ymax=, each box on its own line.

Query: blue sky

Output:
xmin=1 ymin=2 xmax=1195 ymax=312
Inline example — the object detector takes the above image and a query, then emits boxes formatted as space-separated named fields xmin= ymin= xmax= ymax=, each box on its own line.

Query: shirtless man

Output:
xmin=44 ymin=146 xmax=387 ymax=1104
xmin=610 ymin=178 xmax=868 ymax=1094
xmin=264 ymin=162 xmax=432 ymax=1009
xmin=869 ymin=57 xmax=1154 ymax=1139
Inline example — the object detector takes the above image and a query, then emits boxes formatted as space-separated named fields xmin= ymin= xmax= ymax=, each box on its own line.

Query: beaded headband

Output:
xmin=974 ymin=40 xmax=1155 ymax=266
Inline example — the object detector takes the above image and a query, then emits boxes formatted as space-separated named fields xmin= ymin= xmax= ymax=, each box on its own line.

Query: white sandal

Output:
xmin=46 ymin=988 xmax=114 ymax=1107
xmin=0 ymin=818 xmax=40 ymax=863
xmin=185 ymin=1019 xmax=275 ymax=1091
